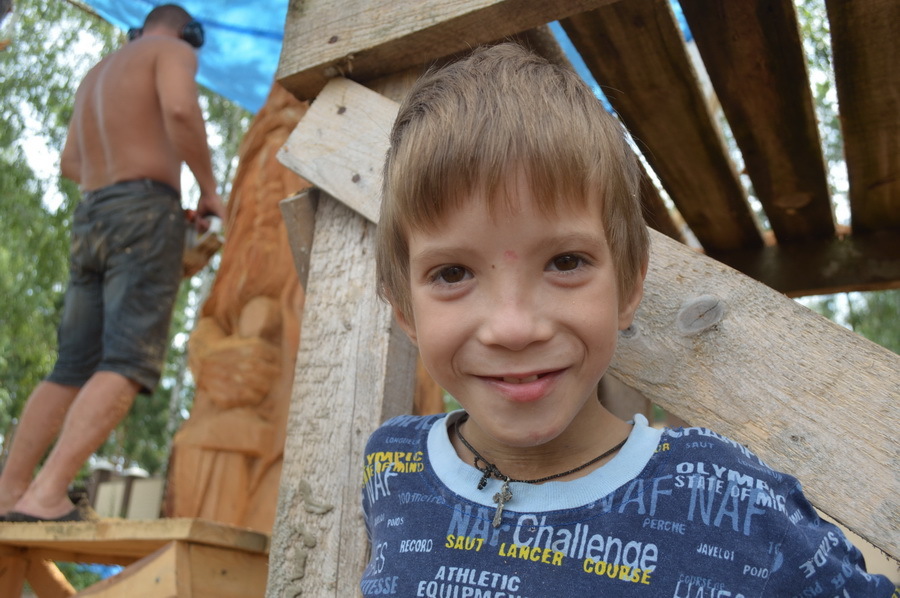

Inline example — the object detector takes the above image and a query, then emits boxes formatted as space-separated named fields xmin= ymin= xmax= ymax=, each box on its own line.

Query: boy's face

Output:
xmin=395 ymin=172 xmax=644 ymax=452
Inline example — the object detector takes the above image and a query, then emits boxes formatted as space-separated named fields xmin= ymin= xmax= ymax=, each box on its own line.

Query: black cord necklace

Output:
xmin=454 ymin=413 xmax=629 ymax=527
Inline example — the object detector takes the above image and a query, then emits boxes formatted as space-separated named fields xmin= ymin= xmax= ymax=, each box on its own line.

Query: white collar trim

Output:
xmin=427 ymin=410 xmax=663 ymax=512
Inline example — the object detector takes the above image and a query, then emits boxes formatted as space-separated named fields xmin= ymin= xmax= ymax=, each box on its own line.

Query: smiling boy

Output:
xmin=361 ymin=43 xmax=896 ymax=596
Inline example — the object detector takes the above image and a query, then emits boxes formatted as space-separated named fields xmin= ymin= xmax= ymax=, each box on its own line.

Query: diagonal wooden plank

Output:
xmin=825 ymin=0 xmax=900 ymax=233
xmin=680 ymin=0 xmax=836 ymax=244
xmin=562 ymin=0 xmax=765 ymax=253
xmin=275 ymin=76 xmax=899 ymax=559
xmin=277 ymin=0 xmax=620 ymax=100
xmin=612 ymin=229 xmax=899 ymax=558
xmin=24 ymin=557 xmax=75 ymax=598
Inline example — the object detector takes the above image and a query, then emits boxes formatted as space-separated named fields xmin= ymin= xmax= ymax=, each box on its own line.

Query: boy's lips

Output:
xmin=478 ymin=369 xmax=565 ymax=402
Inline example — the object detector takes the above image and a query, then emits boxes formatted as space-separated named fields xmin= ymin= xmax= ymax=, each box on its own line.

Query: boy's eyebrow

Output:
xmin=409 ymin=231 xmax=609 ymax=265
xmin=408 ymin=245 xmax=473 ymax=265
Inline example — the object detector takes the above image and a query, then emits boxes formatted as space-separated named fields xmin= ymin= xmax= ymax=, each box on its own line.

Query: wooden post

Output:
xmin=267 ymin=65 xmax=430 ymax=595
xmin=266 ymin=188 xmax=417 ymax=596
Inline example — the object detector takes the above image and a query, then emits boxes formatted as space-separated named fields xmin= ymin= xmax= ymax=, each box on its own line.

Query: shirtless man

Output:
xmin=0 ymin=4 xmax=224 ymax=522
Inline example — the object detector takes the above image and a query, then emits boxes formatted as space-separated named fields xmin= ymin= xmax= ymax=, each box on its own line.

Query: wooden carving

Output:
xmin=166 ymin=84 xmax=311 ymax=532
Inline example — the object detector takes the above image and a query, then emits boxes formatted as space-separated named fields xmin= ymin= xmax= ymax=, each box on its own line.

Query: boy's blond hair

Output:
xmin=377 ymin=42 xmax=649 ymax=323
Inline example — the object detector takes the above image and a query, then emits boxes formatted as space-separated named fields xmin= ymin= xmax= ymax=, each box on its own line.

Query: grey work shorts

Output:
xmin=47 ymin=179 xmax=186 ymax=394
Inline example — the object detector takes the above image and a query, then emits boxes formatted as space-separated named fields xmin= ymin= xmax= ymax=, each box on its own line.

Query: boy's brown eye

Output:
xmin=552 ymin=255 xmax=580 ymax=271
xmin=439 ymin=266 xmax=467 ymax=283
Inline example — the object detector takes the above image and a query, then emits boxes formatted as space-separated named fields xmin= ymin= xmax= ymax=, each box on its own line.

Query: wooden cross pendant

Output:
xmin=492 ymin=479 xmax=512 ymax=528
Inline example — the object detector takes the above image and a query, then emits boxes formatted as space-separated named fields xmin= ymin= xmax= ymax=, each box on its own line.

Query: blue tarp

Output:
xmin=83 ymin=0 xmax=287 ymax=113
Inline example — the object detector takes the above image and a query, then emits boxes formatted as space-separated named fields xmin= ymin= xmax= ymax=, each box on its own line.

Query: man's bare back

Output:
xmin=61 ymin=27 xmax=219 ymax=213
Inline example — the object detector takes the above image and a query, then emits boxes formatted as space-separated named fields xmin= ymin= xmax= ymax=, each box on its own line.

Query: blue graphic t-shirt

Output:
xmin=361 ymin=412 xmax=896 ymax=597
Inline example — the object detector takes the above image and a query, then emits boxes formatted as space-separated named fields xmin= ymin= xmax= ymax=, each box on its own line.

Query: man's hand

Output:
xmin=195 ymin=191 xmax=225 ymax=233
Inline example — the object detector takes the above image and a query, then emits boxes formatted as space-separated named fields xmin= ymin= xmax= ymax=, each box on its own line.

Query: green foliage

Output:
xmin=846 ymin=291 xmax=900 ymax=354
xmin=0 ymin=148 xmax=63 ymax=431
xmin=802 ymin=290 xmax=900 ymax=355
xmin=0 ymin=0 xmax=113 ymax=431
xmin=847 ymin=291 xmax=900 ymax=353
xmin=53 ymin=562 xmax=104 ymax=591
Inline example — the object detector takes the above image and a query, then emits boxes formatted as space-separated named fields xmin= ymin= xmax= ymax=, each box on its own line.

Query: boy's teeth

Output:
xmin=503 ymin=375 xmax=539 ymax=384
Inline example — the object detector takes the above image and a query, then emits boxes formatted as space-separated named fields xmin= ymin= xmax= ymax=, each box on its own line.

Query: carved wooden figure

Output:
xmin=166 ymin=84 xmax=311 ymax=532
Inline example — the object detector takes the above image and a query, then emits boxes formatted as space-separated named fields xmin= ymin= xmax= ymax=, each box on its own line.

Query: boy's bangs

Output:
xmin=396 ymin=112 xmax=598 ymax=233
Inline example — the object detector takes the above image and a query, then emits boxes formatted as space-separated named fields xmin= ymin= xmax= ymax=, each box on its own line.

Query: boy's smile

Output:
xmin=397 ymin=173 xmax=643 ymax=474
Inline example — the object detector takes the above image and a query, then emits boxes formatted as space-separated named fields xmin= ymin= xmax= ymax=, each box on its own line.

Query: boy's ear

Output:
xmin=393 ymin=304 xmax=418 ymax=346
xmin=617 ymin=258 xmax=648 ymax=330
xmin=381 ymin=285 xmax=418 ymax=345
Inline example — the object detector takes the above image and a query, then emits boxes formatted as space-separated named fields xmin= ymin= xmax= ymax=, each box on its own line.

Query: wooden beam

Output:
xmin=712 ymin=230 xmax=900 ymax=297
xmin=272 ymin=77 xmax=899 ymax=566
xmin=24 ymin=557 xmax=75 ymax=598
xmin=0 ymin=518 xmax=268 ymax=563
xmin=561 ymin=0 xmax=764 ymax=253
xmin=680 ymin=0 xmax=836 ymax=243
xmin=76 ymin=541 xmax=266 ymax=598
xmin=276 ymin=0 xmax=619 ymax=100
xmin=183 ymin=543 xmax=268 ymax=598
xmin=825 ymin=0 xmax=900 ymax=233
xmin=612 ymin=229 xmax=900 ymax=558
xmin=0 ymin=550 xmax=27 ymax=598
xmin=76 ymin=542 xmax=184 ymax=597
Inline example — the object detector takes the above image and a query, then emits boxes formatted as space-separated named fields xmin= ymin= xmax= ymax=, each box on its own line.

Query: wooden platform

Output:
xmin=0 ymin=518 xmax=269 ymax=597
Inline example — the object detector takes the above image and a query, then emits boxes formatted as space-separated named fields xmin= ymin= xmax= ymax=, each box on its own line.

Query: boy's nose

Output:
xmin=475 ymin=288 xmax=552 ymax=351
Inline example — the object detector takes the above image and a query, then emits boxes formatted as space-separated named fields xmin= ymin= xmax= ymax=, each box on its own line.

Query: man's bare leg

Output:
xmin=10 ymin=371 xmax=139 ymax=519
xmin=0 ymin=381 xmax=80 ymax=514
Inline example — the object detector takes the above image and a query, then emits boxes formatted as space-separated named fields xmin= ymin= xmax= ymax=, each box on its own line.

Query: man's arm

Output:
xmin=156 ymin=43 xmax=225 ymax=222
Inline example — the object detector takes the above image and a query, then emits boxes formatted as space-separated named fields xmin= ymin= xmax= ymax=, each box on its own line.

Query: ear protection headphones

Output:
xmin=127 ymin=20 xmax=205 ymax=48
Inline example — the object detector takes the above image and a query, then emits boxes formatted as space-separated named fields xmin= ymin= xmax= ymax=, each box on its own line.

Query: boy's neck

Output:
xmin=451 ymin=403 xmax=632 ymax=483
